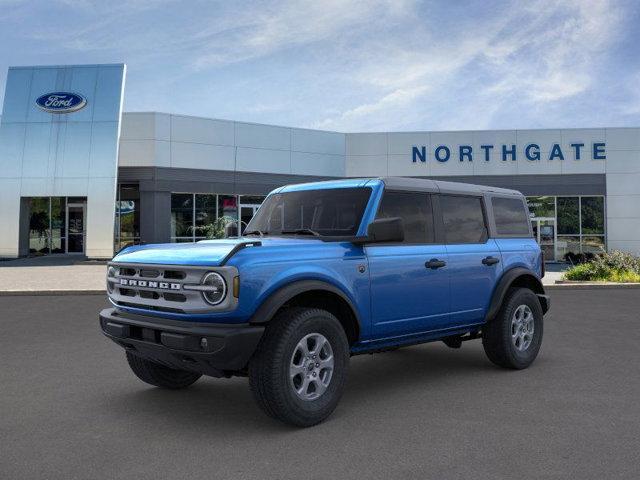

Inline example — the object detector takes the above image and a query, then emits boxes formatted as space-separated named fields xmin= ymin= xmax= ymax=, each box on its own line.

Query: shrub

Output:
xmin=563 ymin=250 xmax=640 ymax=282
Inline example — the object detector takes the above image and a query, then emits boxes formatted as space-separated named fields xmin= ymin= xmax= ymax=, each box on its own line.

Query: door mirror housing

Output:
xmin=353 ymin=217 xmax=404 ymax=244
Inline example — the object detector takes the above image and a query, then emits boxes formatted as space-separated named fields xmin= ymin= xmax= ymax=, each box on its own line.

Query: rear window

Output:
xmin=440 ymin=195 xmax=487 ymax=244
xmin=492 ymin=197 xmax=531 ymax=236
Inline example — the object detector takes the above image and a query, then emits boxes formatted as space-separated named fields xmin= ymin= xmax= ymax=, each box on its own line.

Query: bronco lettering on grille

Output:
xmin=119 ymin=279 xmax=181 ymax=290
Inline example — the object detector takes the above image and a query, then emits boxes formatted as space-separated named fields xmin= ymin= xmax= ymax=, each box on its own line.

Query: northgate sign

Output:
xmin=411 ymin=142 xmax=606 ymax=163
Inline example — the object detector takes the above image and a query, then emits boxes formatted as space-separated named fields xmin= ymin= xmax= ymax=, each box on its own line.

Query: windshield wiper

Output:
xmin=243 ymin=229 xmax=268 ymax=237
xmin=280 ymin=228 xmax=321 ymax=237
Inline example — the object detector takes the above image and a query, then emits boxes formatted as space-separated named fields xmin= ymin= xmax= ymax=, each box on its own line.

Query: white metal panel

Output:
xmin=236 ymin=147 xmax=290 ymax=174
xmin=118 ymin=139 xmax=157 ymax=167
xmin=345 ymin=154 xmax=387 ymax=177
xmin=170 ymin=141 xmax=235 ymax=170
xmin=605 ymin=150 xmax=640 ymax=173
xmin=606 ymin=128 xmax=640 ymax=151
xmin=171 ymin=115 xmax=234 ymax=146
xmin=291 ymin=151 xmax=343 ymax=176
xmin=291 ymin=128 xmax=344 ymax=155
xmin=120 ymin=113 xmax=157 ymax=140
xmin=235 ymin=122 xmax=290 ymax=150
xmin=387 ymin=132 xmax=429 ymax=156
xmin=346 ymin=132 xmax=387 ymax=156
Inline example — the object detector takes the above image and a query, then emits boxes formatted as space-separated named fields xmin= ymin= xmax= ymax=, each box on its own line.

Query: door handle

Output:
xmin=482 ymin=256 xmax=500 ymax=266
xmin=425 ymin=258 xmax=446 ymax=269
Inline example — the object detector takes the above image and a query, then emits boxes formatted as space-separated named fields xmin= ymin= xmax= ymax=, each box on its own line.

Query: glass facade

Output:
xmin=170 ymin=193 xmax=264 ymax=242
xmin=114 ymin=184 xmax=140 ymax=252
xmin=27 ymin=196 xmax=87 ymax=255
xmin=526 ymin=196 xmax=605 ymax=261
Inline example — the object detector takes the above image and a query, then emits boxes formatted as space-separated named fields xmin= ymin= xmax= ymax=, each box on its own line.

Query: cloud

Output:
xmin=0 ymin=0 xmax=634 ymax=131
xmin=314 ymin=0 xmax=625 ymax=131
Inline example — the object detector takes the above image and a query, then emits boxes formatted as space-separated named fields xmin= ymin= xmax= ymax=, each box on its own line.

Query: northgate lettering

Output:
xmin=411 ymin=143 xmax=606 ymax=163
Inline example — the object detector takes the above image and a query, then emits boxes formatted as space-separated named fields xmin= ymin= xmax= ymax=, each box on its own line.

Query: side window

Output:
xmin=375 ymin=191 xmax=434 ymax=243
xmin=440 ymin=195 xmax=487 ymax=244
xmin=492 ymin=197 xmax=531 ymax=236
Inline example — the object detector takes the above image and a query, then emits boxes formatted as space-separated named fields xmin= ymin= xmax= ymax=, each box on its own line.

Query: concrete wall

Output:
xmin=0 ymin=64 xmax=126 ymax=258
xmin=604 ymin=128 xmax=640 ymax=254
xmin=119 ymin=113 xmax=345 ymax=177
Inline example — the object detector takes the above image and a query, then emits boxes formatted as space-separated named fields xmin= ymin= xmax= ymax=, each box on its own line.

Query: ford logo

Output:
xmin=35 ymin=92 xmax=87 ymax=114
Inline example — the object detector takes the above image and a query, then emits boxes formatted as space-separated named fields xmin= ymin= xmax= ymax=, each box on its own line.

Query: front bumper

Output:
xmin=99 ymin=308 xmax=264 ymax=377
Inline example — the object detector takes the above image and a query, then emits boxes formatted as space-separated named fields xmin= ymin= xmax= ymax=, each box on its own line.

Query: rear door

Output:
xmin=366 ymin=191 xmax=450 ymax=339
xmin=439 ymin=194 xmax=503 ymax=326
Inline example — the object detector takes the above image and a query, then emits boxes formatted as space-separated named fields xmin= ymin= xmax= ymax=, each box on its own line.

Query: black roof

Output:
xmin=379 ymin=177 xmax=522 ymax=196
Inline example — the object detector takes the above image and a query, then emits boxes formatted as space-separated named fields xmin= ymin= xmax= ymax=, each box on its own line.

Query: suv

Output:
xmin=100 ymin=177 xmax=549 ymax=427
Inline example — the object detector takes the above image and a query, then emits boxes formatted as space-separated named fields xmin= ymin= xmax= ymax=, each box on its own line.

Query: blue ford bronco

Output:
xmin=100 ymin=177 xmax=549 ymax=427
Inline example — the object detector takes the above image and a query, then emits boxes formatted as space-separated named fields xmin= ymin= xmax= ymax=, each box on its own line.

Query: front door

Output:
xmin=366 ymin=191 xmax=450 ymax=338
xmin=66 ymin=203 xmax=85 ymax=254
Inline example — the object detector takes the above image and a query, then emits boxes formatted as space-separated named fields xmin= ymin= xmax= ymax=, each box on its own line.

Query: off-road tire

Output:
xmin=125 ymin=351 xmax=202 ymax=389
xmin=482 ymin=287 xmax=544 ymax=369
xmin=248 ymin=307 xmax=350 ymax=427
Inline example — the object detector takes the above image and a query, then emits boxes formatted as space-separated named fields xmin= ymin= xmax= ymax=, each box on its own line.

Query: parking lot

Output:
xmin=1 ymin=289 xmax=639 ymax=479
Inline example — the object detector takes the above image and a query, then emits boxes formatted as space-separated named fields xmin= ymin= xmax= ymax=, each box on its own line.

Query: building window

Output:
xmin=27 ymin=196 xmax=87 ymax=255
xmin=557 ymin=197 xmax=579 ymax=235
xmin=170 ymin=193 xmax=264 ymax=242
xmin=527 ymin=195 xmax=606 ymax=261
xmin=114 ymin=184 xmax=140 ymax=252
xmin=170 ymin=193 xmax=194 ymax=242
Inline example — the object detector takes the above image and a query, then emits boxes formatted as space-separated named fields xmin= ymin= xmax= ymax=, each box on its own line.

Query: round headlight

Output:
xmin=201 ymin=272 xmax=226 ymax=305
xmin=107 ymin=266 xmax=116 ymax=293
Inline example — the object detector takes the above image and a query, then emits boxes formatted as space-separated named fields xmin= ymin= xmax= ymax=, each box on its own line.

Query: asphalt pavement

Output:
xmin=1 ymin=290 xmax=639 ymax=479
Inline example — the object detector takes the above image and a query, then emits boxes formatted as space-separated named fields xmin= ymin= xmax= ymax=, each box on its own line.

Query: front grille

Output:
xmin=107 ymin=262 xmax=238 ymax=315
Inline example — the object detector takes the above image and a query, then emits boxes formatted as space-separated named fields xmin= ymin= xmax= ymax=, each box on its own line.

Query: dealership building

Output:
xmin=1 ymin=63 xmax=639 ymax=261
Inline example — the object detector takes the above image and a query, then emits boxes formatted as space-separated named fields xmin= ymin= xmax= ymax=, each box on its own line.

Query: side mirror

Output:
xmin=353 ymin=217 xmax=404 ymax=244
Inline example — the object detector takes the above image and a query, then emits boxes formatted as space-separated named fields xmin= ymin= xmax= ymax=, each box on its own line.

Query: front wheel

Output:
xmin=125 ymin=351 xmax=202 ymax=389
xmin=248 ymin=307 xmax=350 ymax=427
xmin=482 ymin=288 xmax=544 ymax=369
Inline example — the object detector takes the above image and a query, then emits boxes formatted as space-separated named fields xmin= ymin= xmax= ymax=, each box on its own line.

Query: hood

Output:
xmin=112 ymin=237 xmax=326 ymax=266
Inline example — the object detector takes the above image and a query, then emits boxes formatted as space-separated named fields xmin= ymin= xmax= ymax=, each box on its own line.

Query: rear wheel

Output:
xmin=249 ymin=307 xmax=350 ymax=427
xmin=482 ymin=288 xmax=544 ymax=369
xmin=125 ymin=351 xmax=202 ymax=389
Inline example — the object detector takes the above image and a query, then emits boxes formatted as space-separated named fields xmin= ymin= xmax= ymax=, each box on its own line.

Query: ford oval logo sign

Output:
xmin=35 ymin=92 xmax=87 ymax=114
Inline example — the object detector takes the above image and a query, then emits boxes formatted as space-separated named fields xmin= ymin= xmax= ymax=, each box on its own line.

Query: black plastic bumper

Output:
xmin=99 ymin=308 xmax=264 ymax=377
xmin=537 ymin=294 xmax=551 ymax=314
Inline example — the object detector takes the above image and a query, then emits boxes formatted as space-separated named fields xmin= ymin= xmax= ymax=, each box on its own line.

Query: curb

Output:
xmin=0 ymin=290 xmax=106 ymax=296
xmin=546 ymin=282 xmax=640 ymax=290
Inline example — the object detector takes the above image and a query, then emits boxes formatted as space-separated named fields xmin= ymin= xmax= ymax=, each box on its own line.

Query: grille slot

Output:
xmin=140 ymin=269 xmax=160 ymax=278
xmin=163 ymin=292 xmax=187 ymax=303
xmin=117 ymin=301 xmax=186 ymax=314
xmin=139 ymin=290 xmax=160 ymax=300
xmin=119 ymin=287 xmax=136 ymax=297
xmin=119 ymin=267 xmax=136 ymax=277
xmin=164 ymin=270 xmax=186 ymax=280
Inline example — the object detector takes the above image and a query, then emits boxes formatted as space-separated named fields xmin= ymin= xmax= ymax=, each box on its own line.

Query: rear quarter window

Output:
xmin=492 ymin=197 xmax=531 ymax=236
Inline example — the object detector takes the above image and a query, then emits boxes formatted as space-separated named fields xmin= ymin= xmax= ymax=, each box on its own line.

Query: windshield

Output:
xmin=245 ymin=187 xmax=372 ymax=237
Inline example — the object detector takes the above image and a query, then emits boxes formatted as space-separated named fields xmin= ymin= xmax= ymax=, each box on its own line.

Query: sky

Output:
xmin=0 ymin=0 xmax=639 ymax=132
